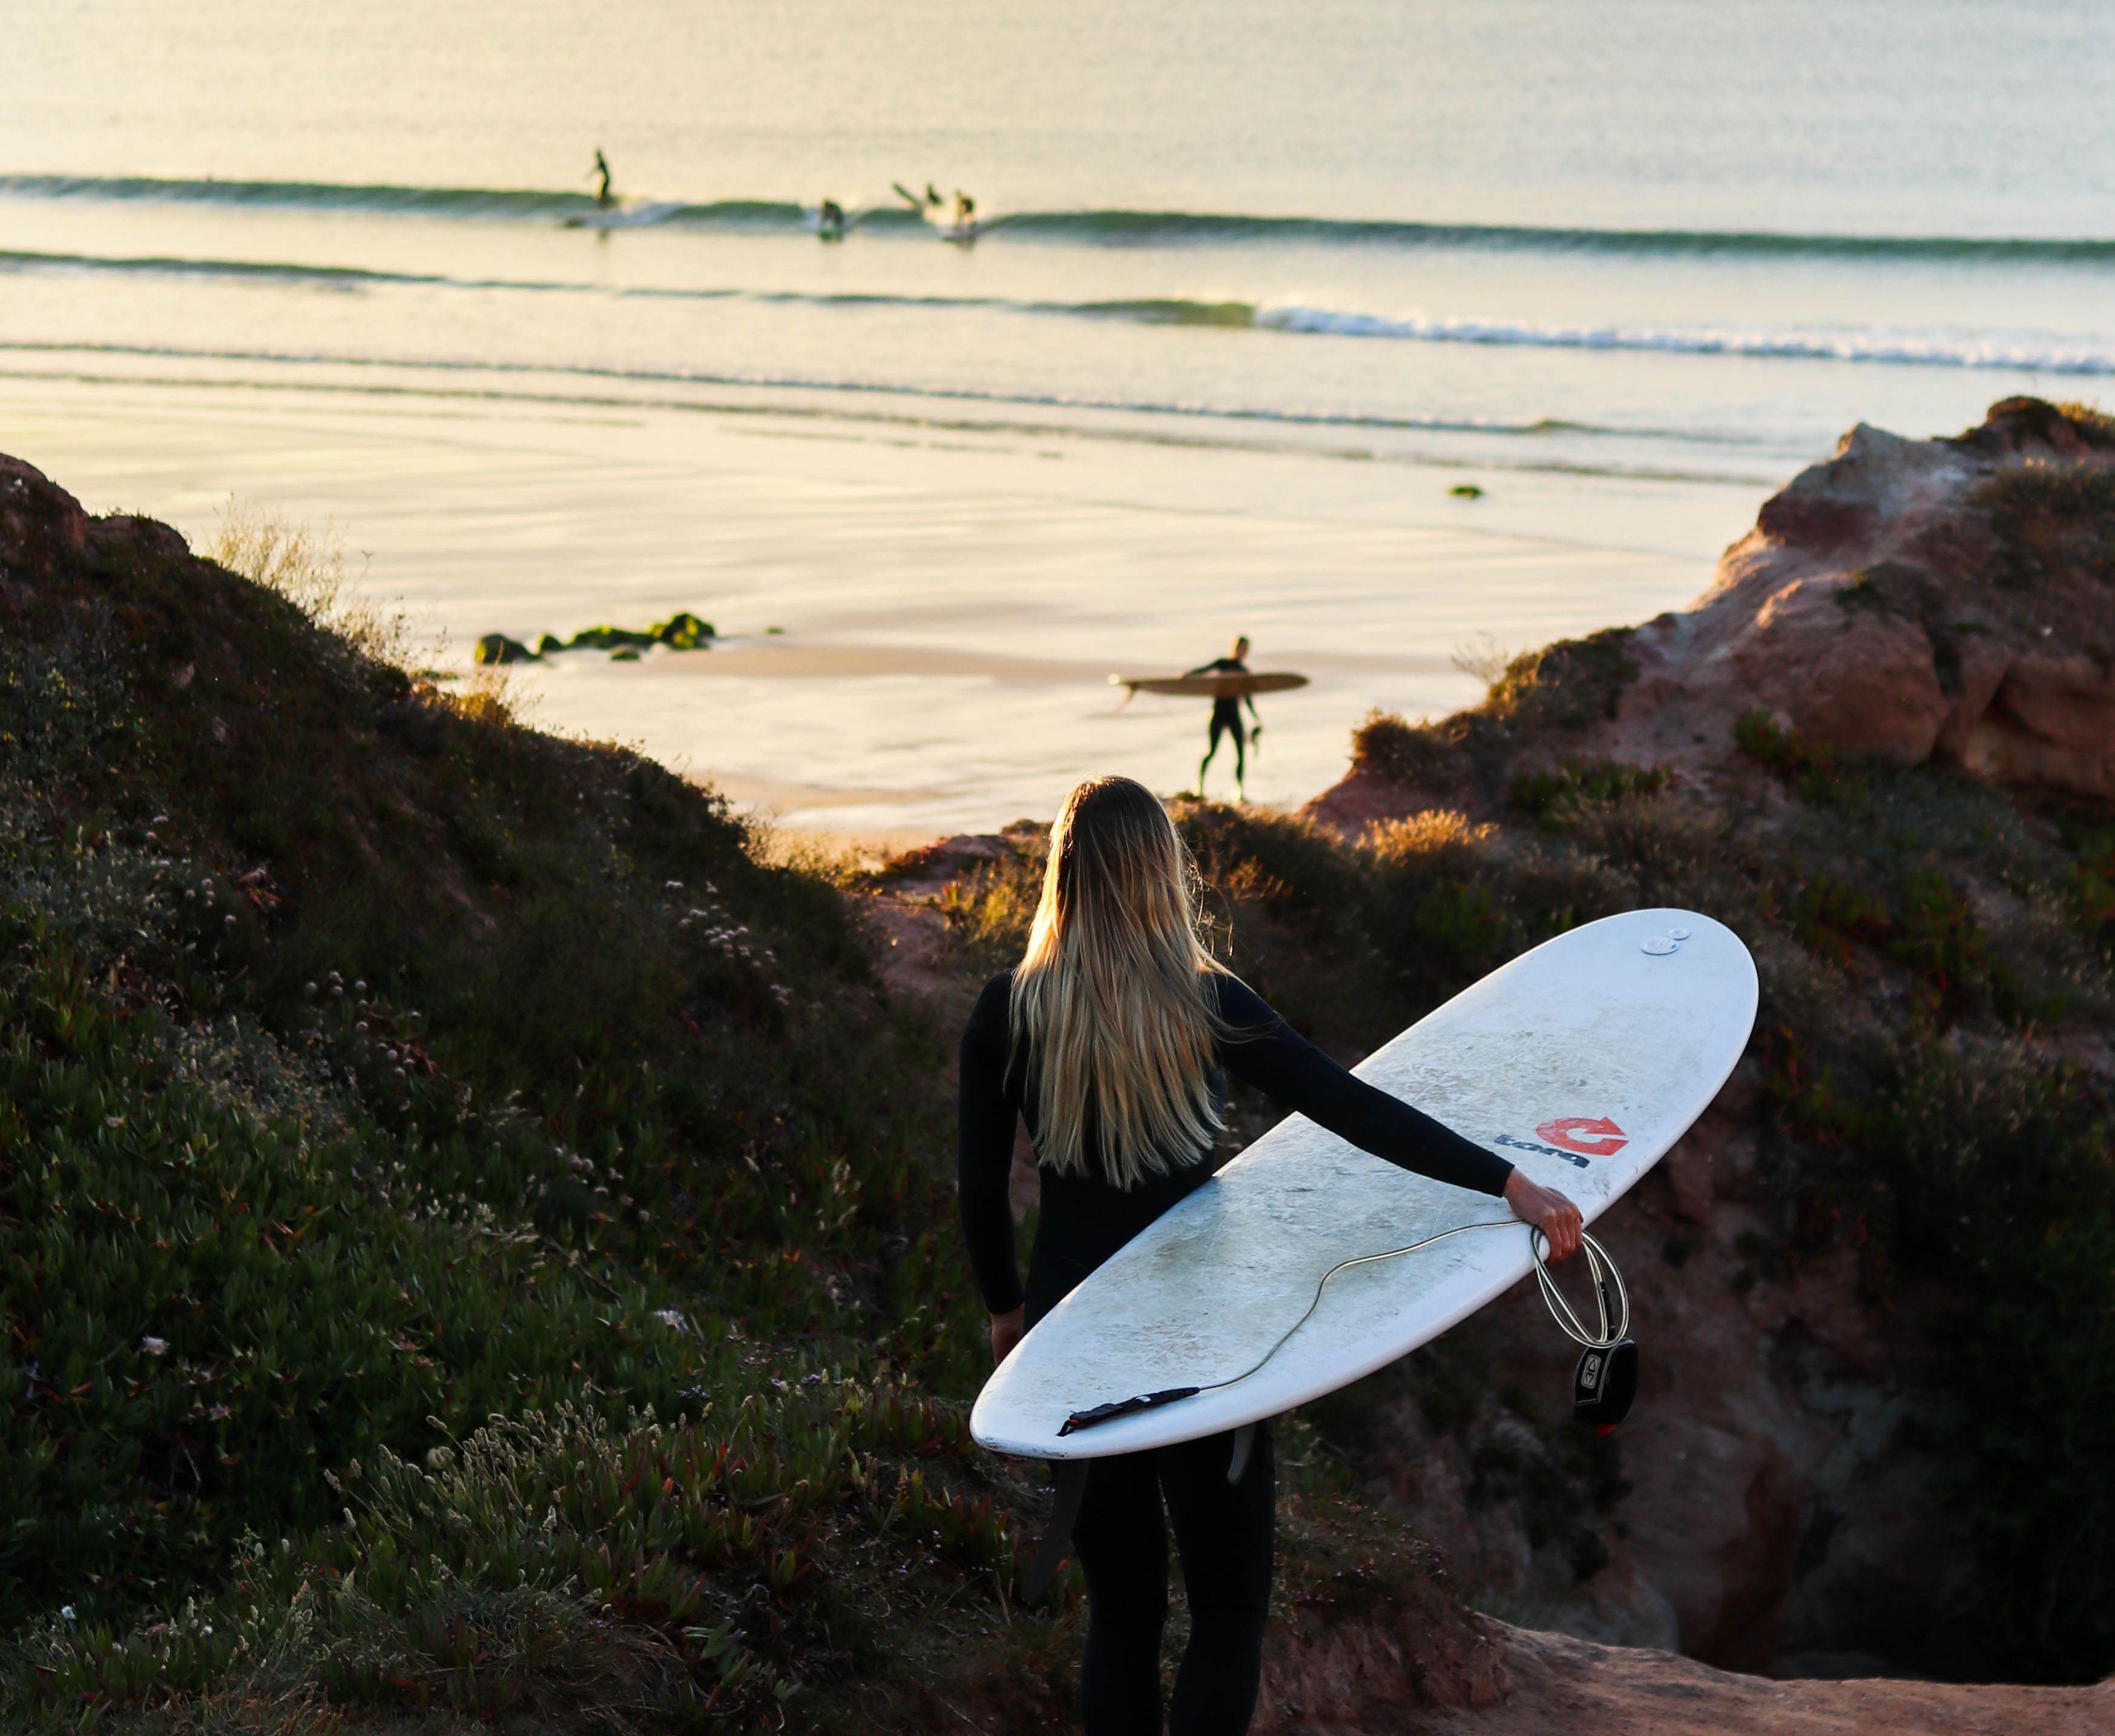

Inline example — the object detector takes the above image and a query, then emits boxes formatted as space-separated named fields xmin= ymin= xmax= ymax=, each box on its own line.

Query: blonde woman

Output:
xmin=958 ymin=775 xmax=1581 ymax=1736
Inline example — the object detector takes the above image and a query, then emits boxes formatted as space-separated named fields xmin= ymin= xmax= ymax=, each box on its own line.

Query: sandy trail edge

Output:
xmin=1406 ymin=1622 xmax=2113 ymax=1736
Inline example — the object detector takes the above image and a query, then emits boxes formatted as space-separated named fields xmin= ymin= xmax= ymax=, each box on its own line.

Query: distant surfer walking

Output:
xmin=958 ymin=776 xmax=1582 ymax=1736
xmin=1192 ymin=634 xmax=1261 ymax=800
xmin=591 ymin=148 xmax=614 ymax=209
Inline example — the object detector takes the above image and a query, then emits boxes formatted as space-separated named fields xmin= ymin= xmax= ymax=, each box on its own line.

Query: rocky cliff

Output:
xmin=1315 ymin=395 xmax=2115 ymax=832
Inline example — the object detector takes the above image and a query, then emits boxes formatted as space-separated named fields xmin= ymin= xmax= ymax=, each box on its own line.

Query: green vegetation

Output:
xmin=1510 ymin=760 xmax=1674 ymax=826
xmin=0 ymin=481 xmax=1033 ymax=1728
xmin=0 ymin=473 xmax=1467 ymax=1729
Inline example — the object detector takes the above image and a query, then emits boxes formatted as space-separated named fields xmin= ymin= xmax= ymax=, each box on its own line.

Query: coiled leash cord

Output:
xmin=1022 ymin=1221 xmax=1637 ymax=1602
xmin=1056 ymin=1220 xmax=1632 ymax=1437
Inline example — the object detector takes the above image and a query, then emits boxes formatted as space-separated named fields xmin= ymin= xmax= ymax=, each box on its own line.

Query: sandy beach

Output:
xmin=2 ymin=363 xmax=1735 ymax=832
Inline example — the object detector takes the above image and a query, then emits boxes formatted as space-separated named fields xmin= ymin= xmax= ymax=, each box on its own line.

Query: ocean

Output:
xmin=6 ymin=0 xmax=2113 ymax=836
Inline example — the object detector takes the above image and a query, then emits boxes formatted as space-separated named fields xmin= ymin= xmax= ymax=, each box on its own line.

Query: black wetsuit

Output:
xmin=958 ymin=970 xmax=1511 ymax=1736
xmin=1188 ymin=656 xmax=1256 ymax=788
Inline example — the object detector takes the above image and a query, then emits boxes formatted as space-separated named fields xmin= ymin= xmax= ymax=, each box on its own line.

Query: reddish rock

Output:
xmin=1723 ymin=580 xmax=1949 ymax=764
xmin=1306 ymin=398 xmax=2115 ymax=821
xmin=1607 ymin=404 xmax=2115 ymax=792
xmin=1958 ymin=651 xmax=2115 ymax=792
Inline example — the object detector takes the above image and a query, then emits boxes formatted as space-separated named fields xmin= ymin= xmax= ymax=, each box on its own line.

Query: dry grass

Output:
xmin=1450 ymin=631 xmax=1517 ymax=691
xmin=2053 ymin=398 xmax=2115 ymax=450
xmin=207 ymin=501 xmax=416 ymax=669
xmin=1365 ymin=809 xmax=1496 ymax=863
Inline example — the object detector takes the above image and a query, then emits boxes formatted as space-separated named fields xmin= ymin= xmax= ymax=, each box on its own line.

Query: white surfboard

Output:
xmin=970 ymin=908 xmax=1756 ymax=1459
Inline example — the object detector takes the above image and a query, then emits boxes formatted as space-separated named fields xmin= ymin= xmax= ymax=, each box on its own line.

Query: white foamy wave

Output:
xmin=1252 ymin=304 xmax=2115 ymax=375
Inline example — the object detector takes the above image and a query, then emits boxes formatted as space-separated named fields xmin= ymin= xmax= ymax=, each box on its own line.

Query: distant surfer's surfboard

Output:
xmin=562 ymin=200 xmax=682 ymax=231
xmin=970 ymin=909 xmax=1757 ymax=1459
xmin=1111 ymin=671 xmax=1309 ymax=700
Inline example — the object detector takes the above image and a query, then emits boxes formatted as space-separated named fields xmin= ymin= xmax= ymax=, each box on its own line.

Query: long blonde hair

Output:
xmin=1011 ymin=776 xmax=1226 ymax=1188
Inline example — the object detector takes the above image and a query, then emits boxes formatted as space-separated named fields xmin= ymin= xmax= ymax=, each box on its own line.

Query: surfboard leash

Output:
xmin=1055 ymin=1221 xmax=1632 ymax=1438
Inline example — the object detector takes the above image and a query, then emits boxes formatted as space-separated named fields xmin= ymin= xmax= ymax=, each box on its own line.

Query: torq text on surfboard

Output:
xmin=1493 ymin=1115 xmax=1633 ymax=1171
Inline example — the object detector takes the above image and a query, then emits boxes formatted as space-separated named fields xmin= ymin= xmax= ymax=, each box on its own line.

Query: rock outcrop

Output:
xmin=1308 ymin=398 xmax=2115 ymax=836
xmin=1602 ymin=397 xmax=2115 ymax=792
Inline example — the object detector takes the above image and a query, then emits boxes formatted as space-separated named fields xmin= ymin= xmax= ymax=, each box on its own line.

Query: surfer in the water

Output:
xmin=591 ymin=148 xmax=614 ymax=209
xmin=1191 ymin=634 xmax=1262 ymax=800
xmin=818 ymin=198 xmax=846 ymax=240
xmin=958 ymin=776 xmax=1582 ymax=1736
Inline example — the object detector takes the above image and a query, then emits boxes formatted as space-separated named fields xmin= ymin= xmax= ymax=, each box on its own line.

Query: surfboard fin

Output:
xmin=1058 ymin=1386 xmax=1201 ymax=1435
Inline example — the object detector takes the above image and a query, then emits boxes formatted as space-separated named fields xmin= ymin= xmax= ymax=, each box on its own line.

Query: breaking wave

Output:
xmin=8 ymin=174 xmax=2115 ymax=263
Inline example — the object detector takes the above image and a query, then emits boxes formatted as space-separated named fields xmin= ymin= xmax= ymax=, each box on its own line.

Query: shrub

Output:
xmin=1349 ymin=709 xmax=1453 ymax=788
xmin=1510 ymin=760 xmax=1674 ymax=825
xmin=1734 ymin=709 xmax=1863 ymax=806
xmin=1973 ymin=460 xmax=2115 ymax=590
xmin=1484 ymin=628 xmax=1637 ymax=731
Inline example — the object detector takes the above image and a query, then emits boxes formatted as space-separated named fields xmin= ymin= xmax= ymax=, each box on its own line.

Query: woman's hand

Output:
xmin=990 ymin=1307 xmax=1025 ymax=1364
xmin=1504 ymin=1169 xmax=1583 ymax=1262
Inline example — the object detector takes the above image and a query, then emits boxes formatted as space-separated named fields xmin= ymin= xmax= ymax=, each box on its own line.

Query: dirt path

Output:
xmin=1409 ymin=1624 xmax=2113 ymax=1736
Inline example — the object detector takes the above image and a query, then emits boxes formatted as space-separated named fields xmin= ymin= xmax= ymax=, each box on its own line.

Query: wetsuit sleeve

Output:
xmin=1212 ymin=976 xmax=1515 ymax=1195
xmin=957 ymin=973 xmax=1027 ymax=1314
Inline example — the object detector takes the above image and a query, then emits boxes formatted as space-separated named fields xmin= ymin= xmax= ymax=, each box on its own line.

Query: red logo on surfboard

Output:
xmin=1535 ymin=1116 xmax=1629 ymax=1158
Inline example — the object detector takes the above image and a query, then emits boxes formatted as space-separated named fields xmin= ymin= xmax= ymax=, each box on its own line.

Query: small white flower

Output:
xmin=60 ymin=1606 xmax=75 ymax=1622
xmin=142 ymin=1337 xmax=168 ymax=1355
